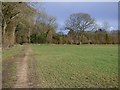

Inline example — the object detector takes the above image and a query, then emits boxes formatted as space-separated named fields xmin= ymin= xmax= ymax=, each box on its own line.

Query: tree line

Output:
xmin=2 ymin=2 xmax=57 ymax=48
xmin=2 ymin=2 xmax=119 ymax=48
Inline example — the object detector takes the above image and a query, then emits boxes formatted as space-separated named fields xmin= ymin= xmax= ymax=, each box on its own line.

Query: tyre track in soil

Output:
xmin=14 ymin=46 xmax=32 ymax=88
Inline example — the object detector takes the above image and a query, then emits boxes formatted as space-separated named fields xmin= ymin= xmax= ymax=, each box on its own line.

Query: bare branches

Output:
xmin=65 ymin=13 xmax=95 ymax=32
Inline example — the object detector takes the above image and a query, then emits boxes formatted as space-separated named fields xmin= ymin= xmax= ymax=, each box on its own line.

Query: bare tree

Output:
xmin=65 ymin=13 xmax=95 ymax=44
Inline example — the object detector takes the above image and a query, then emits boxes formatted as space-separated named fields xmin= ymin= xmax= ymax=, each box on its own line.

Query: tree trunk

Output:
xmin=28 ymin=28 xmax=31 ymax=43
xmin=2 ymin=19 xmax=7 ymax=48
xmin=3 ymin=20 xmax=16 ymax=48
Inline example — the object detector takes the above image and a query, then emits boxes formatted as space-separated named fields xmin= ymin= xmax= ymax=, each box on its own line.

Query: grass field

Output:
xmin=31 ymin=44 xmax=118 ymax=88
xmin=2 ymin=44 xmax=118 ymax=88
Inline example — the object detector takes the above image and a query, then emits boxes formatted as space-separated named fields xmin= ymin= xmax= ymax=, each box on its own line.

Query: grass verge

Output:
xmin=2 ymin=45 xmax=25 ymax=88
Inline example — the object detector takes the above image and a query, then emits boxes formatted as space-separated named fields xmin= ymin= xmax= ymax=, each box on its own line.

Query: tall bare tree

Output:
xmin=65 ymin=13 xmax=95 ymax=44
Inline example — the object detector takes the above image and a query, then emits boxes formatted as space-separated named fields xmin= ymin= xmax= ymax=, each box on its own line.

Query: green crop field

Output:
xmin=2 ymin=44 xmax=118 ymax=88
xmin=31 ymin=44 xmax=118 ymax=88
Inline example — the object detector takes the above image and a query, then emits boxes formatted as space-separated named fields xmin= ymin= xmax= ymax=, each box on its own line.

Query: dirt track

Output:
xmin=2 ymin=45 xmax=39 ymax=88
xmin=14 ymin=47 xmax=33 ymax=88
xmin=14 ymin=47 xmax=30 ymax=88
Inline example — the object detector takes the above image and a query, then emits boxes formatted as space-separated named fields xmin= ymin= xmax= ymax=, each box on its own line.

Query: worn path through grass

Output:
xmin=14 ymin=46 xmax=31 ymax=88
xmin=2 ymin=45 xmax=37 ymax=88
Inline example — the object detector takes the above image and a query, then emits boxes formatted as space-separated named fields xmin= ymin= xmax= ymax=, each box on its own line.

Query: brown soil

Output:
xmin=14 ymin=47 xmax=30 ymax=88
xmin=3 ymin=45 xmax=39 ymax=88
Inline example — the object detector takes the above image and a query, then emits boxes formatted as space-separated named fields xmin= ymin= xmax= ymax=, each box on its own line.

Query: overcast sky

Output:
xmin=39 ymin=2 xmax=118 ymax=33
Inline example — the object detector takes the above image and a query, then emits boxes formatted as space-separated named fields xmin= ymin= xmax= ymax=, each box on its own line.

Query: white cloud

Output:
xmin=109 ymin=26 xmax=116 ymax=31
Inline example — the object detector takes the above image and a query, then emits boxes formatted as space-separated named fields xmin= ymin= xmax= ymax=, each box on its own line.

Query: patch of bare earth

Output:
xmin=14 ymin=47 xmax=32 ymax=88
xmin=3 ymin=45 xmax=39 ymax=88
